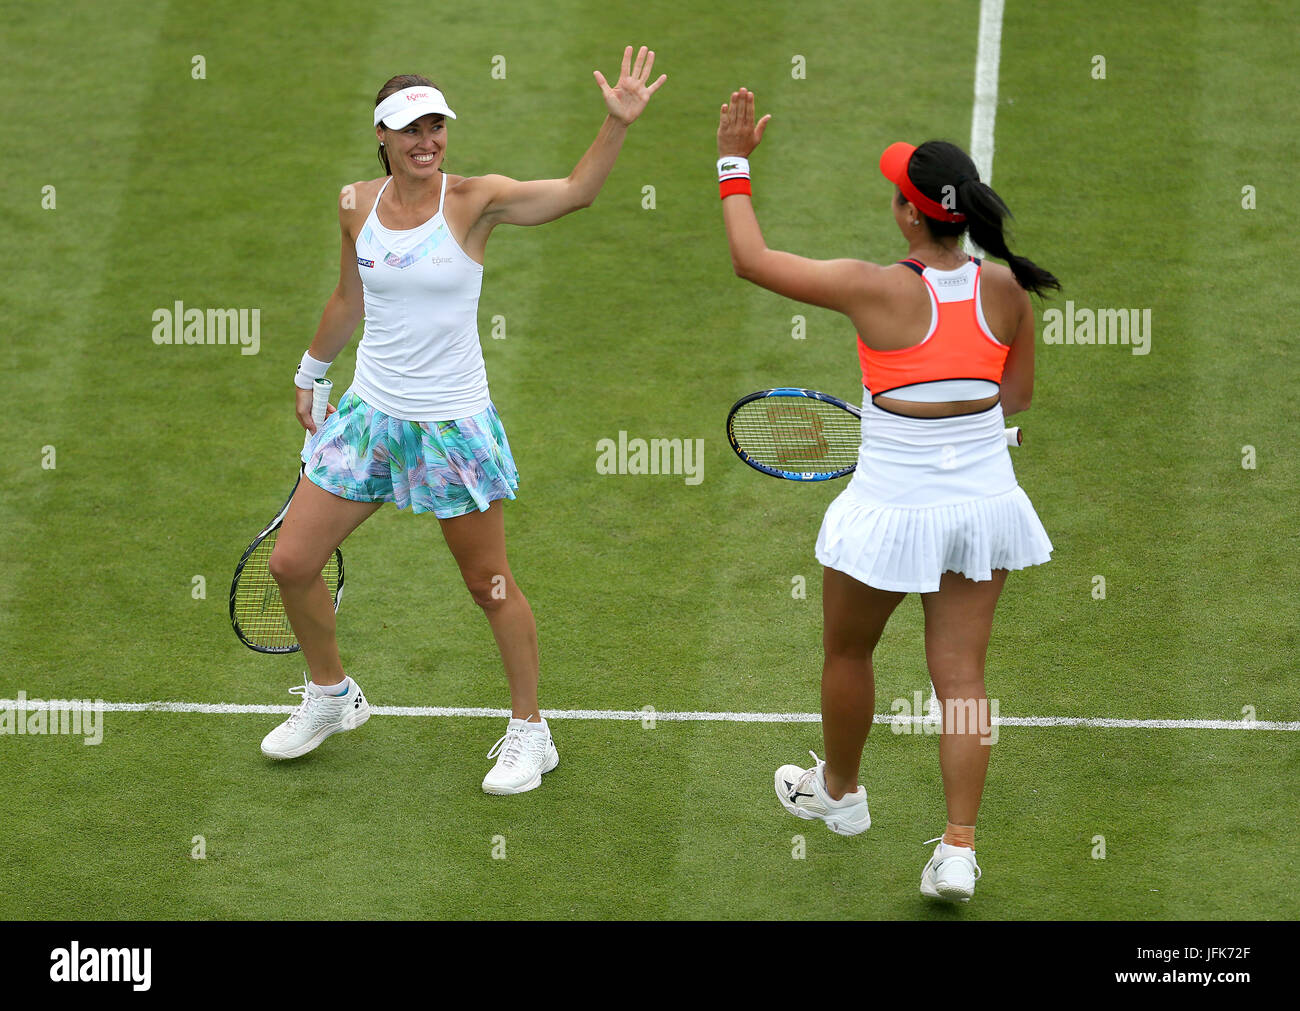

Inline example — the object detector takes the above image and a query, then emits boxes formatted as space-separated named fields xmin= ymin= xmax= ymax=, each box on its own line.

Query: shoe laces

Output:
xmin=284 ymin=678 xmax=314 ymax=730
xmin=284 ymin=676 xmax=337 ymax=730
xmin=794 ymin=751 xmax=825 ymax=794
xmin=923 ymin=837 xmax=982 ymax=879
xmin=486 ymin=723 xmax=529 ymax=770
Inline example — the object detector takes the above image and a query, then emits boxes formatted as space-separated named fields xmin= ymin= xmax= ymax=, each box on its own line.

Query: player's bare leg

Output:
xmin=260 ymin=479 xmax=381 ymax=760
xmin=269 ymin=478 xmax=381 ymax=685
xmin=920 ymin=569 xmax=1006 ymax=827
xmin=438 ymin=500 xmax=540 ymax=719
xmin=439 ymin=500 xmax=555 ymax=794
xmin=916 ymin=569 xmax=1005 ymax=900
xmin=773 ymin=567 xmax=903 ymax=835
xmin=819 ymin=566 xmax=906 ymax=799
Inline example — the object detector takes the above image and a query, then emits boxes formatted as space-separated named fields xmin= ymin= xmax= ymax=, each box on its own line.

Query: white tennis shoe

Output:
xmin=482 ymin=716 xmax=558 ymax=795
xmin=774 ymin=751 xmax=871 ymax=836
xmin=260 ymin=675 xmax=370 ymax=760
xmin=920 ymin=838 xmax=982 ymax=902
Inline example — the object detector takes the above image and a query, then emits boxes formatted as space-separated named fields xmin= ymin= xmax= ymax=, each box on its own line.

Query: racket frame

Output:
xmin=726 ymin=387 xmax=862 ymax=482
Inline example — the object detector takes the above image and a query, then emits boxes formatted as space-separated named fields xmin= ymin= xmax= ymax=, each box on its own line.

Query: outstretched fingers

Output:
xmin=718 ymin=87 xmax=770 ymax=156
xmin=732 ymin=89 xmax=751 ymax=130
xmin=737 ymin=89 xmax=768 ymax=140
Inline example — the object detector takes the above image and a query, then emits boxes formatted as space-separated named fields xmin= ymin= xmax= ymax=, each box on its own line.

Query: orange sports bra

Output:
xmin=857 ymin=257 xmax=1010 ymax=398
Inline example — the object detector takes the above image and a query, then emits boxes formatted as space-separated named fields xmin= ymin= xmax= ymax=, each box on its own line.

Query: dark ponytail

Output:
xmin=373 ymin=73 xmax=443 ymax=176
xmin=905 ymin=140 xmax=1061 ymax=297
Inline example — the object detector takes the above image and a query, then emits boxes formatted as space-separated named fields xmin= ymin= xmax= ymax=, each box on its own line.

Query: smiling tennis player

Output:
xmin=259 ymin=47 xmax=666 ymax=795
xmin=717 ymin=88 xmax=1058 ymax=901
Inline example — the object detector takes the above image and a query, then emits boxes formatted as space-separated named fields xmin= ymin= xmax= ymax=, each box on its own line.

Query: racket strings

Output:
xmin=232 ymin=533 xmax=340 ymax=650
xmin=730 ymin=398 xmax=860 ymax=472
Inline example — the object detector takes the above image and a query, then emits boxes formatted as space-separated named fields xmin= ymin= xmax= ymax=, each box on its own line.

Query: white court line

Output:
xmin=0 ymin=699 xmax=1295 ymax=731
xmin=964 ymin=0 xmax=1004 ymax=257
xmin=970 ymin=0 xmax=1005 ymax=182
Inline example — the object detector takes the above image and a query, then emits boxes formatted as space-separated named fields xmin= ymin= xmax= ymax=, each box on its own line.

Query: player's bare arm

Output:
xmin=717 ymin=87 xmax=884 ymax=315
xmin=467 ymin=45 xmax=666 ymax=244
xmin=296 ymin=184 xmax=371 ymax=432
xmin=998 ymin=276 xmax=1036 ymax=416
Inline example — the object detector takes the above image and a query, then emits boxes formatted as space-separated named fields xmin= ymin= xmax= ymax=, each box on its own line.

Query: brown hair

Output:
xmin=374 ymin=74 xmax=444 ymax=175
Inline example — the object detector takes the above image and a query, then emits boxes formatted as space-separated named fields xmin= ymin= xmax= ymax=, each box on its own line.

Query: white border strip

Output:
xmin=970 ymin=0 xmax=1005 ymax=183
xmin=1 ymin=699 xmax=1295 ymax=731
xmin=965 ymin=0 xmax=1004 ymax=257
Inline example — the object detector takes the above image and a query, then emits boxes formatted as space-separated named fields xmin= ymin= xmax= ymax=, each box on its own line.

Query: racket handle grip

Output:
xmin=311 ymin=378 xmax=333 ymax=427
xmin=303 ymin=378 xmax=333 ymax=457
xmin=1004 ymin=426 xmax=1022 ymax=447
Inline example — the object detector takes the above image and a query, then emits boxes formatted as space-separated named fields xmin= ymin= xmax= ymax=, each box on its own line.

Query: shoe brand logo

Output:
xmin=784 ymin=779 xmax=813 ymax=800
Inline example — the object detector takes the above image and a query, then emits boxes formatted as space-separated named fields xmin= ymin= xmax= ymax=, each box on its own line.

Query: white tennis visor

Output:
xmin=373 ymin=86 xmax=457 ymax=129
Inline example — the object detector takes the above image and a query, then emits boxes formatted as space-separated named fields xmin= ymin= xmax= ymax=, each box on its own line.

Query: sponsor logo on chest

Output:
xmin=359 ymin=255 xmax=453 ymax=268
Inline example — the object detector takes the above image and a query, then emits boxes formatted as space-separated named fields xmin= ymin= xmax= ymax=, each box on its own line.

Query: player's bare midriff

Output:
xmin=871 ymin=392 xmax=1002 ymax=418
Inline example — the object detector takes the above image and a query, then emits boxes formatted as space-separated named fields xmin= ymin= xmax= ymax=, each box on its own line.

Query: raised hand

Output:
xmin=718 ymin=87 xmax=771 ymax=157
xmin=593 ymin=45 xmax=667 ymax=126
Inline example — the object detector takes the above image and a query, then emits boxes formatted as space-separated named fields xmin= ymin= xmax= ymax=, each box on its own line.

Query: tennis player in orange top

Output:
xmin=716 ymin=88 xmax=1059 ymax=902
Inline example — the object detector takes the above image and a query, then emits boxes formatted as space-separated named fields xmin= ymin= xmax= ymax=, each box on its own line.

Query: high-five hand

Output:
xmin=594 ymin=45 xmax=667 ymax=126
xmin=718 ymin=88 xmax=771 ymax=157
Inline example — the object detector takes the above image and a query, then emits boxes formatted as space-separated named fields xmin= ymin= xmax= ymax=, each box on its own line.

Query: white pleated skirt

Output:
xmin=815 ymin=397 xmax=1052 ymax=593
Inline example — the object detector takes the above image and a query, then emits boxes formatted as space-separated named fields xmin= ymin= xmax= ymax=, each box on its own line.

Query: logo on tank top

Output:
xmin=361 ymin=221 xmax=453 ymax=270
xmin=357 ymin=257 xmax=375 ymax=268
xmin=936 ymin=276 xmax=967 ymax=287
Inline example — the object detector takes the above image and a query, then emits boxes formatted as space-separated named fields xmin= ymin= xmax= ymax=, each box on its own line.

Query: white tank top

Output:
xmin=351 ymin=172 xmax=491 ymax=421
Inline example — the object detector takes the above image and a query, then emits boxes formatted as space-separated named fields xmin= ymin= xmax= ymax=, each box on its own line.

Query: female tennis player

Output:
xmin=717 ymin=89 xmax=1058 ymax=900
xmin=259 ymin=47 xmax=666 ymax=795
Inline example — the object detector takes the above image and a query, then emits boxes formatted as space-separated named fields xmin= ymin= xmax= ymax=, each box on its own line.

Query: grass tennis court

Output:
xmin=2 ymin=0 xmax=1297 ymax=920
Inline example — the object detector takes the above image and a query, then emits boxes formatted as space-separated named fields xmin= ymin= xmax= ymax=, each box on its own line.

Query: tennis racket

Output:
xmin=229 ymin=378 xmax=344 ymax=653
xmin=726 ymin=387 xmax=1022 ymax=482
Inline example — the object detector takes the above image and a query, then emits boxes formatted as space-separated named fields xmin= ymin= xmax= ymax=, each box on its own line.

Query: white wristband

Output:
xmin=718 ymin=155 xmax=750 ymax=181
xmin=294 ymin=350 xmax=331 ymax=390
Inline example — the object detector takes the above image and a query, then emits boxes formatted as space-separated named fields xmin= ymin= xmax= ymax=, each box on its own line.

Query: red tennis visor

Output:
xmin=879 ymin=142 xmax=966 ymax=223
